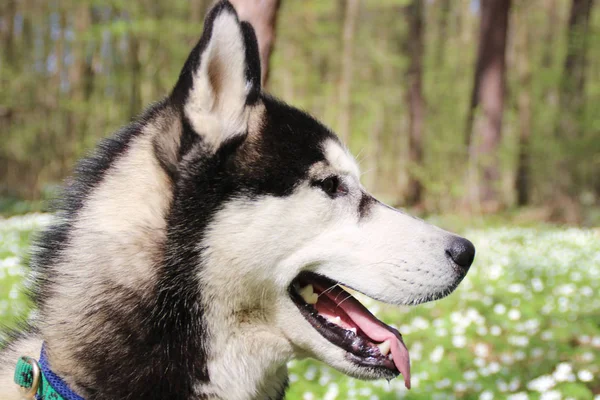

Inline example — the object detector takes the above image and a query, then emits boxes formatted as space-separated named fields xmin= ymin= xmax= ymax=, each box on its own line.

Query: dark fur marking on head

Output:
xmin=358 ymin=191 xmax=376 ymax=220
xmin=240 ymin=21 xmax=261 ymax=105
xmin=233 ymin=95 xmax=336 ymax=197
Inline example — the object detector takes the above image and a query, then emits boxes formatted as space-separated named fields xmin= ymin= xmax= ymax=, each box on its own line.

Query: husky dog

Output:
xmin=0 ymin=2 xmax=475 ymax=399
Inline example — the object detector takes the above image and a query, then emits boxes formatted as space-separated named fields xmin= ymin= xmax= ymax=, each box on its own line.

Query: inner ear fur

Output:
xmin=170 ymin=1 xmax=261 ymax=132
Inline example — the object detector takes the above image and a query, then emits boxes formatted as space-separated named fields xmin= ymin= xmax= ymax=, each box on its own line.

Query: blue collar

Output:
xmin=37 ymin=343 xmax=85 ymax=400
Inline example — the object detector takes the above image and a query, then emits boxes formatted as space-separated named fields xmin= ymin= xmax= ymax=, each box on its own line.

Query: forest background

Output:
xmin=1 ymin=0 xmax=598 ymax=224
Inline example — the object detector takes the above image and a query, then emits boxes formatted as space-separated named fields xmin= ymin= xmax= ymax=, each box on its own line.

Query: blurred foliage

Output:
xmin=0 ymin=0 xmax=598 ymax=216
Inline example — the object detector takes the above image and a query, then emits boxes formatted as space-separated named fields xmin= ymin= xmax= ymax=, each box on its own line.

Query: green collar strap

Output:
xmin=14 ymin=355 xmax=66 ymax=400
xmin=14 ymin=344 xmax=84 ymax=400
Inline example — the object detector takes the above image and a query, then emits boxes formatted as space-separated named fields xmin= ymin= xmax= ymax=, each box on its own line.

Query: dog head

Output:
xmin=162 ymin=1 xmax=475 ymax=387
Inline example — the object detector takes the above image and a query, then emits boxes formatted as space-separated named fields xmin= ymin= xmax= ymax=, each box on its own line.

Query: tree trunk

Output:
xmin=515 ymin=11 xmax=532 ymax=206
xmin=336 ymin=0 xmax=359 ymax=145
xmin=67 ymin=5 xmax=93 ymax=159
xmin=229 ymin=0 xmax=281 ymax=87
xmin=465 ymin=0 xmax=511 ymax=212
xmin=551 ymin=0 xmax=594 ymax=222
xmin=542 ymin=0 xmax=559 ymax=68
xmin=1 ymin=0 xmax=17 ymax=62
xmin=555 ymin=0 xmax=593 ymax=139
xmin=129 ymin=36 xmax=142 ymax=119
xmin=435 ymin=0 xmax=451 ymax=67
xmin=404 ymin=0 xmax=425 ymax=206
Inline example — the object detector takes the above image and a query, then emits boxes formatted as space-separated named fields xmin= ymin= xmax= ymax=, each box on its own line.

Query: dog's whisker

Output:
xmin=318 ymin=283 xmax=340 ymax=298
xmin=336 ymin=294 xmax=354 ymax=308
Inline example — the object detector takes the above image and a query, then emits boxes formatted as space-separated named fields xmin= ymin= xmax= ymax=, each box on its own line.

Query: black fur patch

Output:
xmin=240 ymin=21 xmax=262 ymax=105
xmin=358 ymin=191 xmax=376 ymax=220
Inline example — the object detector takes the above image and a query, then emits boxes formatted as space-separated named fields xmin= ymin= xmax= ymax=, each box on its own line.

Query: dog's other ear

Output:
xmin=170 ymin=1 xmax=261 ymax=150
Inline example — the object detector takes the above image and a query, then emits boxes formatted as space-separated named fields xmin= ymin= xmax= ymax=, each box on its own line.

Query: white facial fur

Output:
xmin=199 ymin=139 xmax=466 ymax=385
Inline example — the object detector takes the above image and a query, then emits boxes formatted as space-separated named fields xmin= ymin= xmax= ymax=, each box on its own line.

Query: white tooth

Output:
xmin=377 ymin=340 xmax=391 ymax=356
xmin=328 ymin=316 xmax=342 ymax=326
xmin=309 ymin=293 xmax=319 ymax=304
xmin=349 ymin=327 xmax=357 ymax=334
xmin=388 ymin=353 xmax=393 ymax=361
xmin=299 ymin=285 xmax=318 ymax=304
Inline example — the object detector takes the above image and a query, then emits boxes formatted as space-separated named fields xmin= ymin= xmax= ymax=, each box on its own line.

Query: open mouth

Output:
xmin=289 ymin=272 xmax=411 ymax=389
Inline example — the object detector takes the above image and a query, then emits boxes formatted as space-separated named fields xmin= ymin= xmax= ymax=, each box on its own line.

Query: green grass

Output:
xmin=1 ymin=214 xmax=599 ymax=399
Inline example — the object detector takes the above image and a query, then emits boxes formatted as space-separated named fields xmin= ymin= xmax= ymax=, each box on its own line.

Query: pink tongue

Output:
xmin=317 ymin=285 xmax=411 ymax=389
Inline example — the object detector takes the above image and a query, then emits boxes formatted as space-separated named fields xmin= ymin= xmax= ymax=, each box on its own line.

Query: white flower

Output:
xmin=323 ymin=383 xmax=339 ymax=400
xmin=464 ymin=370 xmax=477 ymax=381
xmin=302 ymin=392 xmax=314 ymax=400
xmin=531 ymin=277 xmax=544 ymax=292
xmin=435 ymin=378 xmax=451 ymax=389
xmin=577 ymin=369 xmax=593 ymax=382
xmin=474 ymin=343 xmax=489 ymax=357
xmin=507 ymin=393 xmax=529 ymax=400
xmin=509 ymin=378 xmax=521 ymax=391
xmin=488 ymin=362 xmax=501 ymax=374
xmin=508 ymin=309 xmax=521 ymax=320
xmin=497 ymin=379 xmax=508 ymax=392
xmin=500 ymin=353 xmax=514 ymax=364
xmin=411 ymin=316 xmax=429 ymax=330
xmin=581 ymin=352 xmax=594 ymax=362
xmin=494 ymin=304 xmax=506 ymax=314
xmin=508 ymin=335 xmax=529 ymax=347
xmin=527 ymin=375 xmax=555 ymax=392
xmin=581 ymin=286 xmax=593 ymax=296
xmin=540 ymin=391 xmax=561 ymax=400
xmin=430 ymin=346 xmax=444 ymax=363
xmin=553 ymin=363 xmax=575 ymax=382
xmin=490 ymin=326 xmax=502 ymax=336
xmin=303 ymin=366 xmax=317 ymax=380
xmin=453 ymin=335 xmax=467 ymax=348
xmin=479 ymin=391 xmax=494 ymax=400
xmin=508 ymin=283 xmax=525 ymax=293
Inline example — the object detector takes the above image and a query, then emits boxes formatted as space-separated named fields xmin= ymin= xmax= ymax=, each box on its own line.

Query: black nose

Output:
xmin=446 ymin=237 xmax=475 ymax=272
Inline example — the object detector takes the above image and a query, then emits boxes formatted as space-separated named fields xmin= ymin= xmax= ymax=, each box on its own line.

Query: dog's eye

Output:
xmin=315 ymin=176 xmax=347 ymax=197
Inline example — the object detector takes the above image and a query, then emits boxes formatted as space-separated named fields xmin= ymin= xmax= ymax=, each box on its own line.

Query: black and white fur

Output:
xmin=0 ymin=2 xmax=474 ymax=399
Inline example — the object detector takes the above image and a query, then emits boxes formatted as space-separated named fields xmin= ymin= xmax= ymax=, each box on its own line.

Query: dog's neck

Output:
xmin=194 ymin=317 xmax=292 ymax=399
xmin=44 ymin=282 xmax=293 ymax=400
xmin=192 ymin=277 xmax=294 ymax=400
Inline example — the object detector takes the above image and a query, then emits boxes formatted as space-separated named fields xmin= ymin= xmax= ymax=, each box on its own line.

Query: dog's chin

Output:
xmin=307 ymin=345 xmax=399 ymax=381
xmin=283 ymin=272 xmax=412 ymax=389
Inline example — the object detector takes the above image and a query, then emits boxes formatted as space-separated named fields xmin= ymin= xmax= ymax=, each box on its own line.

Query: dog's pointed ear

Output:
xmin=170 ymin=1 xmax=261 ymax=150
